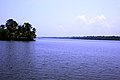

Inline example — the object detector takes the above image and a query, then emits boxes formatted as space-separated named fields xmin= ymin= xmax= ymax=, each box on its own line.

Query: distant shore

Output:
xmin=39 ymin=36 xmax=120 ymax=41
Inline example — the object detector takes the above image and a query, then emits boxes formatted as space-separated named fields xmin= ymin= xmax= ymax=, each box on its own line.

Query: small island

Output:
xmin=0 ymin=19 xmax=36 ymax=41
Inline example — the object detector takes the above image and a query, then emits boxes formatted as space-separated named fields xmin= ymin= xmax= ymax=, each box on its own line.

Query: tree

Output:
xmin=32 ymin=28 xmax=36 ymax=33
xmin=23 ymin=22 xmax=32 ymax=31
xmin=0 ymin=19 xmax=36 ymax=41
xmin=6 ymin=19 xmax=18 ymax=32
xmin=0 ymin=25 xmax=5 ymax=29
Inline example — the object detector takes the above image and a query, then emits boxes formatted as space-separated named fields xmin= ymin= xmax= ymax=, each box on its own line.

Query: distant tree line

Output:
xmin=42 ymin=36 xmax=120 ymax=40
xmin=70 ymin=36 xmax=120 ymax=40
xmin=0 ymin=19 xmax=36 ymax=41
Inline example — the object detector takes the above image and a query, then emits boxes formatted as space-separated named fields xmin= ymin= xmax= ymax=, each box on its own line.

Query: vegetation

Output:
xmin=0 ymin=19 xmax=36 ymax=41
xmin=70 ymin=36 xmax=120 ymax=40
xmin=41 ymin=36 xmax=120 ymax=41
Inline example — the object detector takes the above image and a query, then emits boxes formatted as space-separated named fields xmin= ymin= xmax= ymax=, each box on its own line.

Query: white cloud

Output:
xmin=69 ymin=15 xmax=120 ymax=36
xmin=77 ymin=15 xmax=87 ymax=22
xmin=76 ymin=15 xmax=106 ymax=24
xmin=95 ymin=15 xmax=106 ymax=20
xmin=49 ymin=15 xmax=120 ymax=36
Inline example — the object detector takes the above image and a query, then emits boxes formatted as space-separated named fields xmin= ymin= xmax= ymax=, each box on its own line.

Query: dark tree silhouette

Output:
xmin=0 ymin=25 xmax=5 ymax=29
xmin=0 ymin=19 xmax=36 ymax=41
xmin=32 ymin=28 xmax=36 ymax=33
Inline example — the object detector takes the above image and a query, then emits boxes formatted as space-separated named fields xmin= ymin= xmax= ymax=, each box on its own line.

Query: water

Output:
xmin=0 ymin=38 xmax=120 ymax=80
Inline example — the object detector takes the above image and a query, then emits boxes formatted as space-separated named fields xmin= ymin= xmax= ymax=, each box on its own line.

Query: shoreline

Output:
xmin=39 ymin=36 xmax=120 ymax=41
xmin=0 ymin=38 xmax=35 ymax=41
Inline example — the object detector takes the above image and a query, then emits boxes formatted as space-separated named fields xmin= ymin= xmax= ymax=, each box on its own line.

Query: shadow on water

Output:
xmin=0 ymin=41 xmax=37 ymax=80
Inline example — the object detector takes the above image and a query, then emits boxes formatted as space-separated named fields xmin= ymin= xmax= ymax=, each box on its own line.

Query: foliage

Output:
xmin=43 ymin=36 xmax=120 ymax=41
xmin=70 ymin=36 xmax=120 ymax=40
xmin=0 ymin=19 xmax=36 ymax=41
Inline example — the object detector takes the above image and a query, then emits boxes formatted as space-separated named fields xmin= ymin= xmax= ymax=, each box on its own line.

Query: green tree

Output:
xmin=23 ymin=22 xmax=32 ymax=31
xmin=6 ymin=19 xmax=18 ymax=32
xmin=0 ymin=19 xmax=36 ymax=41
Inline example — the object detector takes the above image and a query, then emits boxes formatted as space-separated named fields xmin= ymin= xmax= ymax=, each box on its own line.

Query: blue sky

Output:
xmin=0 ymin=0 xmax=120 ymax=37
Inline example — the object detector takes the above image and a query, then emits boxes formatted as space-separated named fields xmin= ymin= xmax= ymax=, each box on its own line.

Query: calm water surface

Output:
xmin=0 ymin=38 xmax=120 ymax=80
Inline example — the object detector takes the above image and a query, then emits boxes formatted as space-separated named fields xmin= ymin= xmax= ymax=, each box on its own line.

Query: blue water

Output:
xmin=0 ymin=38 xmax=120 ymax=80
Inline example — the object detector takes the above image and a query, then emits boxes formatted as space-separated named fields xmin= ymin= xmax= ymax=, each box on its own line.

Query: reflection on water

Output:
xmin=0 ymin=41 xmax=35 ymax=80
xmin=0 ymin=39 xmax=120 ymax=80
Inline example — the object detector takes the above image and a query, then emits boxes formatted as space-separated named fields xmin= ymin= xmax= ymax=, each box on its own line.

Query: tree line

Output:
xmin=70 ymin=36 xmax=120 ymax=40
xmin=0 ymin=19 xmax=36 ymax=41
xmin=42 ymin=36 xmax=120 ymax=41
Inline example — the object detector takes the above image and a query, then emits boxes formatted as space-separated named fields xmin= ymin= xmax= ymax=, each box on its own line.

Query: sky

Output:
xmin=0 ymin=0 xmax=120 ymax=37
